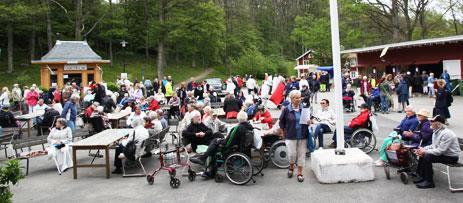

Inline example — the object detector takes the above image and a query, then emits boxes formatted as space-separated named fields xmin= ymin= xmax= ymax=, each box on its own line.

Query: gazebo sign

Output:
xmin=64 ymin=64 xmax=87 ymax=71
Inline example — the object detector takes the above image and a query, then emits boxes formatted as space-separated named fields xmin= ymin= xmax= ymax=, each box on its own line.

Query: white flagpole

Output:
xmin=329 ymin=0 xmax=345 ymax=154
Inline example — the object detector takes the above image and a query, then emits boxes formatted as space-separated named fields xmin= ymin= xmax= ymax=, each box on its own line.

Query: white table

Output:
xmin=72 ymin=128 xmax=134 ymax=179
xmin=15 ymin=111 xmax=45 ymax=137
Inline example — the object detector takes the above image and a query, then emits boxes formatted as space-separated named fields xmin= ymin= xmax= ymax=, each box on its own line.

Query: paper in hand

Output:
xmin=300 ymin=108 xmax=311 ymax=125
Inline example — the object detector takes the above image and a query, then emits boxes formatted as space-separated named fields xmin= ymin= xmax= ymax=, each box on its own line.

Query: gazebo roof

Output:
xmin=31 ymin=41 xmax=110 ymax=64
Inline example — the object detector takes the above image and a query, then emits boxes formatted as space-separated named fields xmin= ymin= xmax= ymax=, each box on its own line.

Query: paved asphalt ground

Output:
xmin=8 ymin=91 xmax=463 ymax=203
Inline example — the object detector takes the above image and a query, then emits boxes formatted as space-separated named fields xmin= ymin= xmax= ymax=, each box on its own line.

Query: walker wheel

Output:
xmin=400 ymin=172 xmax=409 ymax=184
xmin=146 ymin=175 xmax=154 ymax=185
xmin=188 ymin=171 xmax=196 ymax=182
xmin=170 ymin=178 xmax=181 ymax=188
xmin=168 ymin=169 xmax=176 ymax=177
xmin=384 ymin=165 xmax=390 ymax=180
xmin=215 ymin=174 xmax=224 ymax=183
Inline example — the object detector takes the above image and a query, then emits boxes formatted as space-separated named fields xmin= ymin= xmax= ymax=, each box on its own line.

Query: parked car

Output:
xmin=205 ymin=78 xmax=224 ymax=95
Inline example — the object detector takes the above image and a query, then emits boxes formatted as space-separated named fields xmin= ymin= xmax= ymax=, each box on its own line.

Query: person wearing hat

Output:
xmin=413 ymin=115 xmax=461 ymax=188
xmin=402 ymin=109 xmax=433 ymax=148
xmin=0 ymin=104 xmax=17 ymax=128
xmin=330 ymin=103 xmax=371 ymax=148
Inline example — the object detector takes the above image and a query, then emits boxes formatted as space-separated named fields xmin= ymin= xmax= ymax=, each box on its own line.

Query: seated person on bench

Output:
xmin=413 ymin=115 xmax=461 ymax=189
xmin=203 ymin=111 xmax=227 ymax=138
xmin=330 ymin=103 xmax=370 ymax=148
xmin=190 ymin=111 xmax=252 ymax=167
xmin=36 ymin=107 xmax=60 ymax=135
xmin=113 ymin=118 xmax=149 ymax=174
xmin=253 ymin=105 xmax=273 ymax=129
xmin=182 ymin=110 xmax=214 ymax=152
xmin=0 ymin=104 xmax=17 ymax=128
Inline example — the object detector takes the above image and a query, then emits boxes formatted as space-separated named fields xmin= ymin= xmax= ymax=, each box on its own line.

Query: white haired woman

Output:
xmin=47 ymin=118 xmax=73 ymax=174
xmin=113 ymin=117 xmax=149 ymax=174
xmin=0 ymin=87 xmax=10 ymax=109
xmin=279 ymin=90 xmax=309 ymax=182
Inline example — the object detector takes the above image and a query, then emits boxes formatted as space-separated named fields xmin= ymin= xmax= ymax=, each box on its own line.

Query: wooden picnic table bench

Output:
xmin=72 ymin=128 xmax=134 ymax=179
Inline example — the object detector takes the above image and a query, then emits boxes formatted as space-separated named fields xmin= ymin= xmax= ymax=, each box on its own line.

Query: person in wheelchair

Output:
xmin=367 ymin=87 xmax=381 ymax=113
xmin=375 ymin=108 xmax=430 ymax=166
xmin=330 ymin=103 xmax=370 ymax=148
xmin=252 ymin=105 xmax=273 ymax=129
xmin=342 ymin=84 xmax=355 ymax=112
xmin=189 ymin=112 xmax=252 ymax=173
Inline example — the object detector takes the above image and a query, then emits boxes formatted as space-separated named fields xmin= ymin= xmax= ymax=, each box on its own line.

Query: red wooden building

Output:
xmin=341 ymin=35 xmax=463 ymax=80
xmin=294 ymin=50 xmax=318 ymax=77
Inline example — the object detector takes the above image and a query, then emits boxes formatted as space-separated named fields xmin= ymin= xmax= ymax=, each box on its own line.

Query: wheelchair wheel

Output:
xmin=224 ymin=152 xmax=253 ymax=185
xmin=251 ymin=148 xmax=265 ymax=176
xmin=400 ymin=172 xmax=409 ymax=184
xmin=349 ymin=128 xmax=376 ymax=154
xmin=269 ymin=140 xmax=290 ymax=169
xmin=146 ymin=175 xmax=154 ymax=185
xmin=215 ymin=173 xmax=224 ymax=183
xmin=384 ymin=164 xmax=391 ymax=180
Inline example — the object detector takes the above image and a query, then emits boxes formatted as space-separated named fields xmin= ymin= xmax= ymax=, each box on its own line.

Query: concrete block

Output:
xmin=311 ymin=148 xmax=375 ymax=184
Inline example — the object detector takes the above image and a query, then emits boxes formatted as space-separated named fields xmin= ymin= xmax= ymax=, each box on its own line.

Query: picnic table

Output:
xmin=212 ymin=108 xmax=226 ymax=117
xmin=15 ymin=111 xmax=45 ymax=137
xmin=107 ymin=111 xmax=131 ymax=128
xmin=160 ymin=105 xmax=171 ymax=111
xmin=72 ymin=128 xmax=134 ymax=179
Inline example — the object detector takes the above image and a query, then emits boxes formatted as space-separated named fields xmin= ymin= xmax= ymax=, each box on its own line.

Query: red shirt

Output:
xmin=254 ymin=110 xmax=273 ymax=128
xmin=349 ymin=110 xmax=370 ymax=129
xmin=147 ymin=100 xmax=160 ymax=111
xmin=84 ymin=106 xmax=94 ymax=118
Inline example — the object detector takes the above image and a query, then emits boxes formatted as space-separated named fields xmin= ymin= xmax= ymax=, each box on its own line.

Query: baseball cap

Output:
xmin=430 ymin=115 xmax=446 ymax=124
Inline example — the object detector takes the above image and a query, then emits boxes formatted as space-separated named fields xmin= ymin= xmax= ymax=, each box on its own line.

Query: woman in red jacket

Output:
xmin=330 ymin=103 xmax=370 ymax=148
xmin=253 ymin=105 xmax=273 ymax=129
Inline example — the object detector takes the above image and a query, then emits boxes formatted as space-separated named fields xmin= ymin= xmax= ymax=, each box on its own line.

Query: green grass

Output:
xmin=0 ymin=55 xmax=224 ymax=88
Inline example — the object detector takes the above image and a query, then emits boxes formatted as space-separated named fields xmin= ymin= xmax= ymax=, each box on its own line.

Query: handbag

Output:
xmin=123 ymin=131 xmax=138 ymax=161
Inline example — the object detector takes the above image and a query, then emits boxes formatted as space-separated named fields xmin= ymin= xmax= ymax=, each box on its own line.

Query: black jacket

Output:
xmin=182 ymin=123 xmax=213 ymax=139
xmin=223 ymin=97 xmax=240 ymax=113
xmin=102 ymin=96 xmax=116 ymax=113
xmin=309 ymin=79 xmax=320 ymax=92
xmin=40 ymin=109 xmax=60 ymax=127
xmin=227 ymin=122 xmax=254 ymax=155
xmin=0 ymin=110 xmax=17 ymax=128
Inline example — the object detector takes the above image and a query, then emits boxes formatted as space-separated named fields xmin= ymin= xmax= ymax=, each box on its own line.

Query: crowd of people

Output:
xmin=0 ymin=68 xmax=460 ymax=188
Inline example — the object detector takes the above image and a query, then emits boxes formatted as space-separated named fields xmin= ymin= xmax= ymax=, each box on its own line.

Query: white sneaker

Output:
xmin=374 ymin=159 xmax=384 ymax=167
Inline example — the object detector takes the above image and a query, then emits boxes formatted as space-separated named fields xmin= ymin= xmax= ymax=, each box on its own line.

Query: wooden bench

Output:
xmin=12 ymin=136 xmax=49 ymax=175
xmin=442 ymin=137 xmax=463 ymax=193
xmin=1 ymin=127 xmax=20 ymax=159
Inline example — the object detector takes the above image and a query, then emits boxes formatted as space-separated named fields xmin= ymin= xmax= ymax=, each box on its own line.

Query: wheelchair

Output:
xmin=342 ymin=96 xmax=355 ymax=112
xmin=347 ymin=113 xmax=378 ymax=154
xmin=207 ymin=145 xmax=257 ymax=185
xmin=261 ymin=134 xmax=290 ymax=169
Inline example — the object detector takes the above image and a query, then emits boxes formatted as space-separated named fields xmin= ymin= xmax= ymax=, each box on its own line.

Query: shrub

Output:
xmin=106 ymin=82 xmax=119 ymax=92
xmin=0 ymin=159 xmax=24 ymax=202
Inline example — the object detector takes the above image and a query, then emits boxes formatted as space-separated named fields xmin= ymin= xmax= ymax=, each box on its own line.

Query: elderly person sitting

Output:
xmin=279 ymin=90 xmax=309 ymax=182
xmin=182 ymin=110 xmax=214 ymax=152
xmin=190 ymin=111 xmax=252 ymax=172
xmin=330 ymin=103 xmax=371 ymax=148
xmin=47 ymin=118 xmax=73 ymax=174
xmin=0 ymin=104 xmax=17 ymax=128
xmin=402 ymin=109 xmax=433 ymax=148
xmin=112 ymin=118 xmax=149 ymax=174
xmin=203 ymin=111 xmax=227 ymax=138
xmin=126 ymin=106 xmax=147 ymax=127
xmin=375 ymin=106 xmax=420 ymax=166
xmin=413 ymin=115 xmax=461 ymax=189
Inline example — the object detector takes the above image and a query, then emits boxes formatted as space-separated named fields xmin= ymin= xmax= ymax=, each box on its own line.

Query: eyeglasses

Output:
xmin=320 ymin=102 xmax=326 ymax=105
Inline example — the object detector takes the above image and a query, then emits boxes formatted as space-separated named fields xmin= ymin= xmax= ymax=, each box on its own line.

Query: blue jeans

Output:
xmin=380 ymin=94 xmax=389 ymax=112
xmin=307 ymin=128 xmax=315 ymax=153
xmin=332 ymin=126 xmax=354 ymax=144
xmin=312 ymin=123 xmax=331 ymax=148
xmin=68 ymin=120 xmax=76 ymax=132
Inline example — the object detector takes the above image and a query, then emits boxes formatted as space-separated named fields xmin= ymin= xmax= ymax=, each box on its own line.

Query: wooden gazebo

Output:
xmin=31 ymin=41 xmax=110 ymax=89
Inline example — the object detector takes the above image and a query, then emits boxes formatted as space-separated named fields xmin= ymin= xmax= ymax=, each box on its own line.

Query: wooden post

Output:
xmin=57 ymin=67 xmax=64 ymax=89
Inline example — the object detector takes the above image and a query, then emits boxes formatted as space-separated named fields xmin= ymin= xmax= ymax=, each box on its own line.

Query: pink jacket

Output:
xmin=25 ymin=91 xmax=39 ymax=106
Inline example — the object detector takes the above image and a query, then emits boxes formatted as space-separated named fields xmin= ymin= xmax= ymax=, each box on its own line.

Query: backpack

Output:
xmin=123 ymin=131 xmax=138 ymax=161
